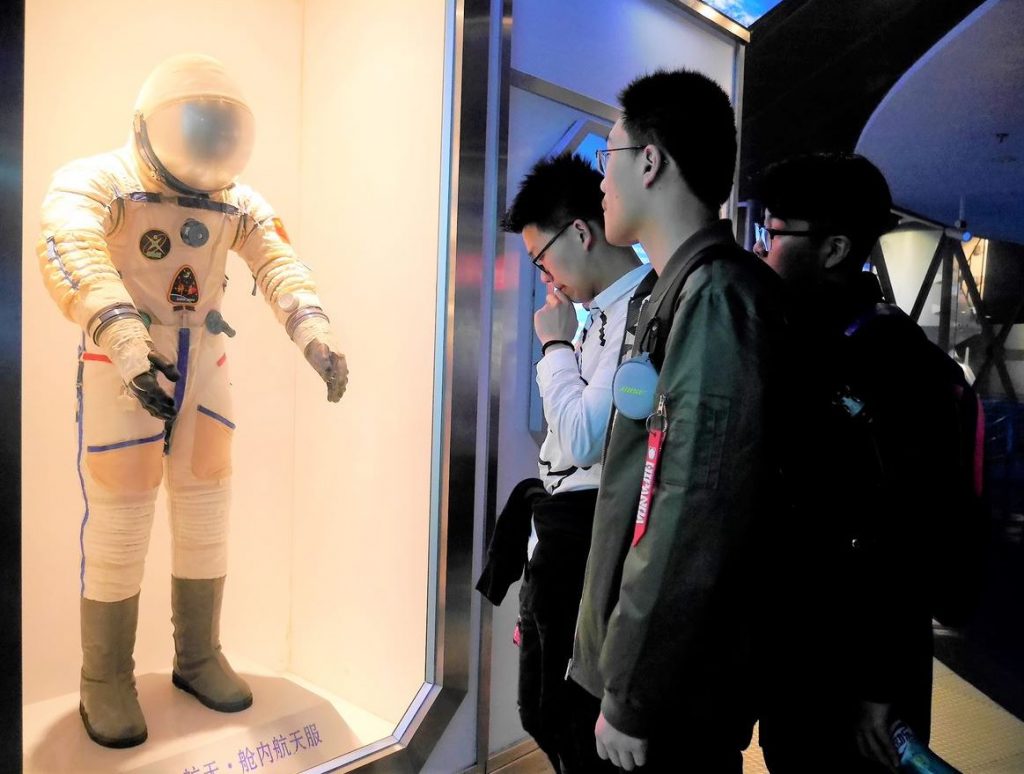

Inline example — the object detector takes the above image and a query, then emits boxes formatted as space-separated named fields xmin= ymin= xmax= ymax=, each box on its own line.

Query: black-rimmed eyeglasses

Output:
xmin=531 ymin=221 xmax=574 ymax=278
xmin=595 ymin=146 xmax=644 ymax=175
xmin=754 ymin=223 xmax=827 ymax=254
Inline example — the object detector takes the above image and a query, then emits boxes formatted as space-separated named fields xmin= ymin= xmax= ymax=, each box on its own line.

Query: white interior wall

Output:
xmin=511 ymin=0 xmax=737 ymax=106
xmin=289 ymin=0 xmax=441 ymax=725
xmin=23 ymin=0 xmax=441 ymax=734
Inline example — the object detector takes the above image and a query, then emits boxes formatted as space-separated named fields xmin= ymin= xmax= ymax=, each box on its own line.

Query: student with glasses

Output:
xmin=754 ymin=153 xmax=950 ymax=774
xmin=569 ymin=69 xmax=788 ymax=772
xmin=477 ymin=152 xmax=652 ymax=774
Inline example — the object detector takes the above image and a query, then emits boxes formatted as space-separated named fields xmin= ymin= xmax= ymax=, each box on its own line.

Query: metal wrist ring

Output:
xmin=89 ymin=303 xmax=145 ymax=345
xmin=285 ymin=306 xmax=329 ymax=340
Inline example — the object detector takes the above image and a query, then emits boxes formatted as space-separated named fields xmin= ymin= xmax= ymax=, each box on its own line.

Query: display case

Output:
xmin=18 ymin=1 xmax=465 ymax=771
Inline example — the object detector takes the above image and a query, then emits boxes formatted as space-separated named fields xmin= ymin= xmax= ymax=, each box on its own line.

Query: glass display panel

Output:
xmin=21 ymin=1 xmax=448 ymax=771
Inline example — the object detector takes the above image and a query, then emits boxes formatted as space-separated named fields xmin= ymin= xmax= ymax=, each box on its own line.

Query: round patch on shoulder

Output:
xmin=140 ymin=229 xmax=171 ymax=260
xmin=180 ymin=218 xmax=210 ymax=247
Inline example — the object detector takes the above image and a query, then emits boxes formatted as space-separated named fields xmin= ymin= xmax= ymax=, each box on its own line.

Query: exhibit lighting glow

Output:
xmin=700 ymin=0 xmax=785 ymax=27
xmin=577 ymin=133 xmax=609 ymax=173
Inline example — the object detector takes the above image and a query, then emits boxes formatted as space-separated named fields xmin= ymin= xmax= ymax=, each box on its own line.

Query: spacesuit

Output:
xmin=38 ymin=54 xmax=347 ymax=748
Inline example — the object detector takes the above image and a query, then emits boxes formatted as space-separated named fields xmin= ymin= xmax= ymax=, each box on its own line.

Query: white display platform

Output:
xmin=24 ymin=660 xmax=393 ymax=774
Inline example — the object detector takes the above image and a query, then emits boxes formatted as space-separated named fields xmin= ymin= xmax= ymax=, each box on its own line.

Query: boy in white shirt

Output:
xmin=500 ymin=153 xmax=653 ymax=773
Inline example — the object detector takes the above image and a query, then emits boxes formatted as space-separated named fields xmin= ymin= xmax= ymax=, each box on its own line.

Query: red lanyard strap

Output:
xmin=633 ymin=395 xmax=667 ymax=546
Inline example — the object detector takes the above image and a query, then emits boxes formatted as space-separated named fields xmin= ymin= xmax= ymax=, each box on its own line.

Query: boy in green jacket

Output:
xmin=569 ymin=69 xmax=788 ymax=773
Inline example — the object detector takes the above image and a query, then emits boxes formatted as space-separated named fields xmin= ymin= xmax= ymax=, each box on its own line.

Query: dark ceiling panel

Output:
xmin=739 ymin=0 xmax=985 ymax=199
xmin=857 ymin=0 xmax=1024 ymax=245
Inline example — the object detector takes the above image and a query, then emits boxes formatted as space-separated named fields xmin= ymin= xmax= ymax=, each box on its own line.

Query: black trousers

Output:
xmin=518 ymin=487 xmax=750 ymax=773
xmin=760 ymin=710 xmax=898 ymax=774
xmin=759 ymin=623 xmax=933 ymax=774
xmin=761 ymin=739 xmax=891 ymax=774
xmin=517 ymin=489 xmax=613 ymax=774
xmin=760 ymin=698 xmax=928 ymax=774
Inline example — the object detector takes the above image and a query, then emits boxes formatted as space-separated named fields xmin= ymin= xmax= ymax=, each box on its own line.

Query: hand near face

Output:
xmin=595 ymin=712 xmax=648 ymax=771
xmin=533 ymin=287 xmax=578 ymax=345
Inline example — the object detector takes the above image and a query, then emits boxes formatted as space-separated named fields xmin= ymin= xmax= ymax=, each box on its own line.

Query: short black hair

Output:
xmin=502 ymin=152 xmax=604 ymax=234
xmin=618 ymin=69 xmax=736 ymax=210
xmin=755 ymin=152 xmax=895 ymax=268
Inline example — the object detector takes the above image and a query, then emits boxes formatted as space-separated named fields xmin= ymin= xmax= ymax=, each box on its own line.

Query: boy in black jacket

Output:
xmin=754 ymin=153 xmax=964 ymax=773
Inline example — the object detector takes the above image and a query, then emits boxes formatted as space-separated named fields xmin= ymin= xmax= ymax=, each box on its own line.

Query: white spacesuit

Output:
xmin=38 ymin=54 xmax=347 ymax=748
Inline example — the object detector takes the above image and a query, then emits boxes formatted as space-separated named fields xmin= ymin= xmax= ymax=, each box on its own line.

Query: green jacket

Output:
xmin=568 ymin=220 xmax=787 ymax=739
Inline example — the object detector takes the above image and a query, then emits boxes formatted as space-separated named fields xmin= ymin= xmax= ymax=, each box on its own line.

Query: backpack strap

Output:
xmin=640 ymin=244 xmax=731 ymax=371
xmin=845 ymin=302 xmax=984 ymax=496
xmin=617 ymin=269 xmax=658 ymax=364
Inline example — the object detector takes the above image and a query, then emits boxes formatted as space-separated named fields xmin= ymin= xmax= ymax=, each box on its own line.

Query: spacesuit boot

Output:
xmin=171 ymin=576 xmax=253 ymax=712
xmin=79 ymin=593 xmax=148 ymax=748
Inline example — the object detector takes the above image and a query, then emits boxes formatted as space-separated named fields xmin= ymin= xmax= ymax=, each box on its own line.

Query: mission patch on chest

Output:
xmin=140 ymin=229 xmax=171 ymax=260
xmin=169 ymin=265 xmax=200 ymax=304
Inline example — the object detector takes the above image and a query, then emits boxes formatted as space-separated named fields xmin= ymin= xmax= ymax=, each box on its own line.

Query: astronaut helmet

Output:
xmin=133 ymin=53 xmax=255 ymax=195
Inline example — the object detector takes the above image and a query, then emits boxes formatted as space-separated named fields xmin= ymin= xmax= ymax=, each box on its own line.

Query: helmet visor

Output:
xmin=144 ymin=97 xmax=254 ymax=193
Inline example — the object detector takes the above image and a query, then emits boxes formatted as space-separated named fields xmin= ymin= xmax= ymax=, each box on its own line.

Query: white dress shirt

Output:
xmin=535 ymin=263 xmax=653 ymax=495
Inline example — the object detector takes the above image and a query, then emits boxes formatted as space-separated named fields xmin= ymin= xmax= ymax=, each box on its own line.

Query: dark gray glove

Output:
xmin=128 ymin=350 xmax=180 ymax=420
xmin=304 ymin=340 xmax=348 ymax=403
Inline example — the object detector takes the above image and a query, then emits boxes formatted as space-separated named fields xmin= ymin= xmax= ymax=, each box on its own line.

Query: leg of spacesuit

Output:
xmin=166 ymin=330 xmax=252 ymax=711
xmin=78 ymin=486 xmax=157 ymax=747
xmin=78 ymin=351 xmax=165 ymax=747
xmin=167 ymin=472 xmax=253 ymax=712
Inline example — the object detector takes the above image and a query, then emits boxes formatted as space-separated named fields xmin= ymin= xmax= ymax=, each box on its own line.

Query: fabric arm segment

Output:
xmin=285 ymin=305 xmax=331 ymax=350
xmin=88 ymin=304 xmax=153 ymax=383
xmin=39 ymin=162 xmax=154 ymax=382
xmin=232 ymin=185 xmax=334 ymax=353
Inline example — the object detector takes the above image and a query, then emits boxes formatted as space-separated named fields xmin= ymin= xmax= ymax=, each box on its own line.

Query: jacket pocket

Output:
xmin=192 ymin=405 xmax=234 ymax=480
xmin=662 ymin=394 xmax=731 ymax=489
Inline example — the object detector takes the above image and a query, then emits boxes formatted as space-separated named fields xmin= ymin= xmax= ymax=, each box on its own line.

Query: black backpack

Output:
xmin=844 ymin=303 xmax=988 ymax=628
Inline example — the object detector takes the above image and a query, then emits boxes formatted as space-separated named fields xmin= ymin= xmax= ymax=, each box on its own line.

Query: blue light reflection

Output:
xmin=701 ymin=0 xmax=784 ymax=27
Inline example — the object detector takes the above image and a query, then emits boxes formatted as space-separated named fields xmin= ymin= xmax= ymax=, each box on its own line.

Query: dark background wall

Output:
xmin=0 ymin=0 xmax=24 ymax=760
xmin=983 ymin=242 xmax=1024 ymax=324
xmin=739 ymin=0 xmax=985 ymax=198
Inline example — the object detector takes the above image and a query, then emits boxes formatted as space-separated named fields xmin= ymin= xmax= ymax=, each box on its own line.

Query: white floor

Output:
xmin=23 ymin=659 xmax=395 ymax=774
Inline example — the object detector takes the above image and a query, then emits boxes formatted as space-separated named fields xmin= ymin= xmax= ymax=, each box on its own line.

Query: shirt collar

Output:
xmin=589 ymin=263 xmax=654 ymax=313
